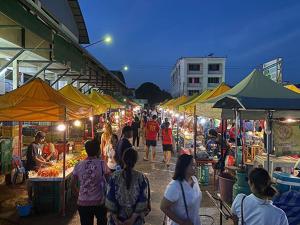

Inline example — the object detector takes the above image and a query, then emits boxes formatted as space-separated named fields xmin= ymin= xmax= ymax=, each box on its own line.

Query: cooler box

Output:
xmin=273 ymin=172 xmax=300 ymax=193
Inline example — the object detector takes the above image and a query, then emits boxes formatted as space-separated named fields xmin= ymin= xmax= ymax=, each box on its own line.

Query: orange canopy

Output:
xmin=0 ymin=78 xmax=92 ymax=121
xmin=101 ymin=94 xmax=124 ymax=109
xmin=59 ymin=85 xmax=107 ymax=115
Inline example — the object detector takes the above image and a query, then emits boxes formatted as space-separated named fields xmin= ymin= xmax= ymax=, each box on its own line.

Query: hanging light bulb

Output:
xmin=57 ymin=124 xmax=66 ymax=132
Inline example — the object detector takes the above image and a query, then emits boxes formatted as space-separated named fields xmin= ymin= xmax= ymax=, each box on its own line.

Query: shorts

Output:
xmin=163 ymin=144 xmax=173 ymax=152
xmin=146 ymin=140 xmax=157 ymax=147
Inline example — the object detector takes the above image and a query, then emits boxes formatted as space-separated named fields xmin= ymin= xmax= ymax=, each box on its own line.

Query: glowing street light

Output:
xmin=84 ymin=34 xmax=113 ymax=48
xmin=89 ymin=116 xmax=94 ymax=121
xmin=123 ymin=65 xmax=129 ymax=71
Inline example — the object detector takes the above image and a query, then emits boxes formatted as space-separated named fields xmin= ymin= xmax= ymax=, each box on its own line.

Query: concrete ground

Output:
xmin=0 ymin=142 xmax=233 ymax=225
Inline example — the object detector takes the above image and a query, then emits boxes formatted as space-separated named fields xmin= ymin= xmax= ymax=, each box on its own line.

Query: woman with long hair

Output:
xmin=105 ymin=134 xmax=118 ymax=172
xmin=106 ymin=148 xmax=150 ymax=225
xmin=101 ymin=122 xmax=113 ymax=161
xmin=160 ymin=154 xmax=202 ymax=225
xmin=231 ymin=168 xmax=288 ymax=225
xmin=162 ymin=121 xmax=173 ymax=167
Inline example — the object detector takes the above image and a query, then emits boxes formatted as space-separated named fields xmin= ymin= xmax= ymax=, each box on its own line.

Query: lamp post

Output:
xmin=84 ymin=35 xmax=112 ymax=48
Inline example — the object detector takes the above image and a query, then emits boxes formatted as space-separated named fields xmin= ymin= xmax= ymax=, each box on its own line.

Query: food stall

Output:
xmin=0 ymin=78 xmax=92 ymax=215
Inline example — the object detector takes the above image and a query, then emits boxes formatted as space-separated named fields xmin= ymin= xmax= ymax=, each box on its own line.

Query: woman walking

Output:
xmin=71 ymin=140 xmax=111 ymax=225
xmin=162 ymin=121 xmax=173 ymax=167
xmin=106 ymin=148 xmax=150 ymax=225
xmin=105 ymin=134 xmax=118 ymax=172
xmin=231 ymin=168 xmax=288 ymax=225
xmin=101 ymin=122 xmax=113 ymax=161
xmin=160 ymin=154 xmax=202 ymax=225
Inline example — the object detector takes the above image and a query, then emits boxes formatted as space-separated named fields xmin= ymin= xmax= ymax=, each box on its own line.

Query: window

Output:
xmin=208 ymin=64 xmax=220 ymax=71
xmin=188 ymin=77 xmax=200 ymax=84
xmin=188 ymin=64 xmax=201 ymax=72
xmin=208 ymin=77 xmax=220 ymax=83
xmin=188 ymin=90 xmax=200 ymax=96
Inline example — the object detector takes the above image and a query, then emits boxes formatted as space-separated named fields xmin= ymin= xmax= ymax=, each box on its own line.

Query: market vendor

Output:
xmin=42 ymin=142 xmax=57 ymax=161
xmin=25 ymin=131 xmax=53 ymax=172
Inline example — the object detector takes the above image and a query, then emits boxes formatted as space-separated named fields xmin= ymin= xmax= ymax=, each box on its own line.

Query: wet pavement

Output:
xmin=0 ymin=142 xmax=232 ymax=225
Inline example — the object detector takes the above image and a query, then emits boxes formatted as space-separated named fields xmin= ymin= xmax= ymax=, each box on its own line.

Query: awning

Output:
xmin=178 ymin=90 xmax=212 ymax=114
xmin=168 ymin=95 xmax=188 ymax=111
xmin=0 ymin=78 xmax=92 ymax=121
xmin=59 ymin=84 xmax=108 ymax=115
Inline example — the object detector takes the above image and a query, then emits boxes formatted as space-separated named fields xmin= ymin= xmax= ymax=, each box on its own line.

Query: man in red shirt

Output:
xmin=144 ymin=115 xmax=160 ymax=161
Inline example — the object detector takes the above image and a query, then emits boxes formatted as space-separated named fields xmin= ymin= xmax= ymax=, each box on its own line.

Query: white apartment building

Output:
xmin=171 ymin=57 xmax=226 ymax=97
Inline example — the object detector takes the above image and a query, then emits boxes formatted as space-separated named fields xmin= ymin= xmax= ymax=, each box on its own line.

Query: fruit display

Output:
xmin=37 ymin=168 xmax=60 ymax=177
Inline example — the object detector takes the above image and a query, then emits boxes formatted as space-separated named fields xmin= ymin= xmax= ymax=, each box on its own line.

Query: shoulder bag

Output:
xmin=241 ymin=195 xmax=246 ymax=225
xmin=179 ymin=181 xmax=189 ymax=219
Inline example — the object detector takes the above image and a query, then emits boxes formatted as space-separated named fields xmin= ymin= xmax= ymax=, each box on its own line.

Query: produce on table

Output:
xmin=37 ymin=168 xmax=60 ymax=177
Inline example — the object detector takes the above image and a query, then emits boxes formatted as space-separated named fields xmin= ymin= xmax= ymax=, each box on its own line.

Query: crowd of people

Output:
xmin=24 ymin=109 xmax=290 ymax=225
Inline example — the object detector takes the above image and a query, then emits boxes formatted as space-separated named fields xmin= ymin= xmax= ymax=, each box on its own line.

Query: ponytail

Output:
xmin=263 ymin=184 xmax=277 ymax=198
xmin=122 ymin=148 xmax=138 ymax=190
xmin=249 ymin=168 xmax=278 ymax=198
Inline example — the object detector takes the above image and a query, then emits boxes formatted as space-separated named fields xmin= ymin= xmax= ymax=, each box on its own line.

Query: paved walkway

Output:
xmin=0 ymin=142 xmax=232 ymax=225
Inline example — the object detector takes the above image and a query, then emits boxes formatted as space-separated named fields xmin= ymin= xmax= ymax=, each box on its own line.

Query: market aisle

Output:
xmin=8 ymin=140 xmax=233 ymax=225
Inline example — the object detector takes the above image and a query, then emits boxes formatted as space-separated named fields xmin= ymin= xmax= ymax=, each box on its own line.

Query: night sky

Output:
xmin=79 ymin=0 xmax=300 ymax=91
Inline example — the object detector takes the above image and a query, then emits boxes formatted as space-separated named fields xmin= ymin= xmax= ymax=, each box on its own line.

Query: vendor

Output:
xmin=206 ymin=129 xmax=219 ymax=157
xmin=42 ymin=142 xmax=57 ymax=161
xmin=25 ymin=131 xmax=52 ymax=172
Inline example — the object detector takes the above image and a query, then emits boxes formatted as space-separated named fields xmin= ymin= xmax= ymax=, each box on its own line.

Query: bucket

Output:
xmin=232 ymin=171 xmax=251 ymax=201
xmin=219 ymin=173 xmax=235 ymax=204
xmin=16 ymin=204 xmax=32 ymax=217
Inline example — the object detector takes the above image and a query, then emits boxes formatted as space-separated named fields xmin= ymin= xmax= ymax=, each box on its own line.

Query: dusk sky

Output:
xmin=79 ymin=0 xmax=300 ymax=91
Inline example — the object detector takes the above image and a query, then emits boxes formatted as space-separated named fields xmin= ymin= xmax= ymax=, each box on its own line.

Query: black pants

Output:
xmin=133 ymin=134 xmax=140 ymax=147
xmin=78 ymin=205 xmax=107 ymax=225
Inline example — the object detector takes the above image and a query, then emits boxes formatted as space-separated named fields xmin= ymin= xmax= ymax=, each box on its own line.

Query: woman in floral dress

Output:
xmin=106 ymin=148 xmax=150 ymax=225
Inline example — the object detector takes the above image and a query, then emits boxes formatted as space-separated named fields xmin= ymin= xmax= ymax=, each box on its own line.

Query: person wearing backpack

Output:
xmin=231 ymin=168 xmax=289 ymax=225
xmin=160 ymin=154 xmax=202 ymax=225
xmin=106 ymin=148 xmax=150 ymax=225
xmin=71 ymin=140 xmax=111 ymax=225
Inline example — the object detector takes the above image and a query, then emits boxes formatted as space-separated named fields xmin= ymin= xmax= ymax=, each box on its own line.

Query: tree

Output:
xmin=135 ymin=82 xmax=172 ymax=106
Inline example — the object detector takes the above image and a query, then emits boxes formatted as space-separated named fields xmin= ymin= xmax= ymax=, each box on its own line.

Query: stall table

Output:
xmin=254 ymin=155 xmax=298 ymax=176
xmin=28 ymin=167 xmax=74 ymax=213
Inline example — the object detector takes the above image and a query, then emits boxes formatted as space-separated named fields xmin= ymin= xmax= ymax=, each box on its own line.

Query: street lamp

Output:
xmin=123 ymin=65 xmax=129 ymax=71
xmin=84 ymin=35 xmax=112 ymax=48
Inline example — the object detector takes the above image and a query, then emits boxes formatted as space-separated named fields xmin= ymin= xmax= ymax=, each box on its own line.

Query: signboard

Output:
xmin=273 ymin=121 xmax=300 ymax=156
xmin=263 ymin=58 xmax=283 ymax=83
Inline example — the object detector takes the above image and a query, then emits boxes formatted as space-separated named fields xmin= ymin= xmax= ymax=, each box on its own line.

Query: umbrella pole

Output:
xmin=266 ymin=111 xmax=273 ymax=173
xmin=62 ymin=108 xmax=67 ymax=216
xmin=193 ymin=105 xmax=197 ymax=159
xmin=18 ymin=122 xmax=22 ymax=157
xmin=234 ymin=109 xmax=239 ymax=166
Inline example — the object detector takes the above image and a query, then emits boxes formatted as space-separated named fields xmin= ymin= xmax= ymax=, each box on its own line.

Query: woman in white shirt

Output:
xmin=105 ymin=134 xmax=118 ymax=172
xmin=160 ymin=154 xmax=202 ymax=225
xmin=231 ymin=168 xmax=289 ymax=225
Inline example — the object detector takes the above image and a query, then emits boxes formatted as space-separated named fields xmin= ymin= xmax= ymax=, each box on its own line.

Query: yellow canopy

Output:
xmin=168 ymin=95 xmax=189 ymax=111
xmin=162 ymin=99 xmax=176 ymax=109
xmin=59 ymin=84 xmax=107 ymax=115
xmin=204 ymin=83 xmax=231 ymax=100
xmin=0 ymin=78 xmax=92 ymax=121
xmin=101 ymin=94 xmax=124 ymax=109
xmin=178 ymin=90 xmax=212 ymax=114
xmin=285 ymin=84 xmax=300 ymax=94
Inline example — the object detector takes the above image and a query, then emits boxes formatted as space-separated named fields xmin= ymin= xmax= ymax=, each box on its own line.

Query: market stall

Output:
xmin=0 ymin=78 xmax=92 ymax=215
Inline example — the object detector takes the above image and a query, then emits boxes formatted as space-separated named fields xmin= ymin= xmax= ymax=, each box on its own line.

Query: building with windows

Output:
xmin=170 ymin=57 xmax=226 ymax=97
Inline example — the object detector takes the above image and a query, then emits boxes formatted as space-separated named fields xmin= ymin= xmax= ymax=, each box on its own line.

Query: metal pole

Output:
xmin=62 ymin=107 xmax=67 ymax=216
xmin=193 ymin=105 xmax=197 ymax=159
xmin=235 ymin=110 xmax=239 ymax=166
xmin=0 ymin=50 xmax=25 ymax=73
xmin=266 ymin=111 xmax=273 ymax=173
xmin=25 ymin=62 xmax=52 ymax=84
xmin=176 ymin=119 xmax=179 ymax=152
xmin=18 ymin=122 xmax=22 ymax=157
xmin=51 ymin=69 xmax=69 ymax=87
